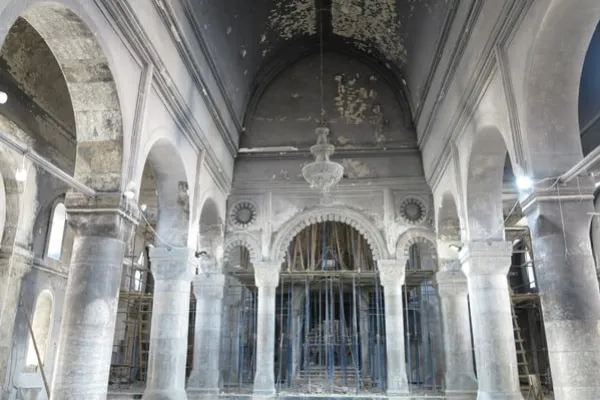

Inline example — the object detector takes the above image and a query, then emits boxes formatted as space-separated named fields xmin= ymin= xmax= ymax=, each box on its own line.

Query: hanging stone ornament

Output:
xmin=301 ymin=126 xmax=344 ymax=204
xmin=229 ymin=201 xmax=257 ymax=229
xmin=398 ymin=197 xmax=427 ymax=225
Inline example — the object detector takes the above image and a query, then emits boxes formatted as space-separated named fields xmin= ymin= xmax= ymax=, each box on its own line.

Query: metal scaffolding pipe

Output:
xmin=0 ymin=131 xmax=96 ymax=197
xmin=559 ymin=144 xmax=600 ymax=183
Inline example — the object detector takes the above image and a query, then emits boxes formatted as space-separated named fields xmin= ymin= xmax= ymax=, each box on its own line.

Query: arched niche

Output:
xmin=25 ymin=290 xmax=53 ymax=370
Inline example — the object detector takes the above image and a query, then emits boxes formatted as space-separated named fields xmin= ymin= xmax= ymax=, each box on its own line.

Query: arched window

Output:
xmin=25 ymin=290 xmax=53 ymax=369
xmin=47 ymin=203 xmax=66 ymax=260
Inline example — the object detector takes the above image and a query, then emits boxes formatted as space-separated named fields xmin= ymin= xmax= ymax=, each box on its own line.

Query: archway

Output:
xmin=109 ymin=138 xmax=189 ymax=391
xmin=0 ymin=3 xmax=124 ymax=191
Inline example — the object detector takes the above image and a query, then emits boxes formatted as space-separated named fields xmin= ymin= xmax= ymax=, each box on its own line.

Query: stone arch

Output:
xmin=396 ymin=227 xmax=437 ymax=263
xmin=270 ymin=206 xmax=388 ymax=263
xmin=522 ymin=0 xmax=600 ymax=177
xmin=198 ymin=196 xmax=224 ymax=256
xmin=223 ymin=233 xmax=261 ymax=265
xmin=0 ymin=2 xmax=125 ymax=191
xmin=137 ymin=137 xmax=190 ymax=247
xmin=465 ymin=126 xmax=510 ymax=241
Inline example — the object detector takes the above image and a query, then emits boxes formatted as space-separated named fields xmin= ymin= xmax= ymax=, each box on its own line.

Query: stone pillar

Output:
xmin=459 ymin=241 xmax=523 ymax=400
xmin=188 ymin=258 xmax=225 ymax=395
xmin=143 ymin=247 xmax=195 ymax=400
xmin=0 ymin=246 xmax=32 ymax=397
xmin=51 ymin=194 xmax=137 ymax=400
xmin=252 ymin=262 xmax=280 ymax=396
xmin=435 ymin=259 xmax=477 ymax=399
xmin=521 ymin=181 xmax=600 ymax=400
xmin=377 ymin=260 xmax=410 ymax=396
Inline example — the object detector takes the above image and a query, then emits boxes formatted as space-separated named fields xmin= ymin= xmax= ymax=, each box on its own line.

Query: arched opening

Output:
xmin=110 ymin=138 xmax=189 ymax=391
xmin=46 ymin=203 xmax=66 ymax=260
xmin=25 ymin=290 xmax=53 ymax=371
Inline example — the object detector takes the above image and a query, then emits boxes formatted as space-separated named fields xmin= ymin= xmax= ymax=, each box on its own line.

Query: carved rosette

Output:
xmin=228 ymin=201 xmax=258 ymax=230
xmin=397 ymin=196 xmax=428 ymax=226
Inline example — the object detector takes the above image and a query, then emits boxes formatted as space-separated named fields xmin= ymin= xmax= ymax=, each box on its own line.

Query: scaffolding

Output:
xmin=506 ymin=227 xmax=552 ymax=396
xmin=222 ymin=221 xmax=441 ymax=395
xmin=109 ymin=223 xmax=154 ymax=387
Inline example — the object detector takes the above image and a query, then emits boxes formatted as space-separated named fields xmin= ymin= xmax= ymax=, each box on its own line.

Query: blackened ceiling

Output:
xmin=187 ymin=0 xmax=454 ymax=128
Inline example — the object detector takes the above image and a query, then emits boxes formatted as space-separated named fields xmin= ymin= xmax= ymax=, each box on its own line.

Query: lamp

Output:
xmin=301 ymin=6 xmax=343 ymax=203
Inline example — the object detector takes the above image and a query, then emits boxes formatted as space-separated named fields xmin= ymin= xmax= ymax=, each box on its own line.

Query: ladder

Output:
xmin=511 ymin=295 xmax=542 ymax=400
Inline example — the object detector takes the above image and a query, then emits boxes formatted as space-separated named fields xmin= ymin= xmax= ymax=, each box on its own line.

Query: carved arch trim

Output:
xmin=396 ymin=227 xmax=437 ymax=261
xmin=223 ymin=232 xmax=261 ymax=265
xmin=270 ymin=206 xmax=388 ymax=263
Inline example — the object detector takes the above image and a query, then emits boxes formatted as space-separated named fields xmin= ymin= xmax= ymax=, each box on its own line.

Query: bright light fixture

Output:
xmin=123 ymin=190 xmax=135 ymax=200
xmin=14 ymin=167 xmax=27 ymax=182
xmin=140 ymin=203 xmax=147 ymax=212
xmin=0 ymin=91 xmax=7 ymax=104
xmin=448 ymin=244 xmax=462 ymax=252
xmin=516 ymin=175 xmax=533 ymax=190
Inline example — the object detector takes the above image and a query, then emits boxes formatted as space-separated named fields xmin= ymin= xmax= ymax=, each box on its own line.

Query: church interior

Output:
xmin=0 ymin=1 xmax=599 ymax=400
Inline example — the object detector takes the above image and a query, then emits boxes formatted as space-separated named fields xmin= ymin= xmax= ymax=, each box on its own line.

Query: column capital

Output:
xmin=149 ymin=246 xmax=196 ymax=281
xmin=520 ymin=177 xmax=595 ymax=214
xmin=459 ymin=240 xmax=512 ymax=277
xmin=253 ymin=262 xmax=280 ymax=288
xmin=435 ymin=270 xmax=468 ymax=296
xmin=198 ymin=256 xmax=222 ymax=274
xmin=65 ymin=191 xmax=139 ymax=240
xmin=377 ymin=259 xmax=405 ymax=286
xmin=192 ymin=272 xmax=225 ymax=298
xmin=438 ymin=257 xmax=461 ymax=273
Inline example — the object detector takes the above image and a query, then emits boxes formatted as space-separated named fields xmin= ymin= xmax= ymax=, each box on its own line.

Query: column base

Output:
xmin=445 ymin=389 xmax=477 ymax=399
xmin=142 ymin=388 xmax=188 ymax=400
xmin=252 ymin=387 xmax=276 ymax=397
xmin=476 ymin=390 xmax=523 ymax=400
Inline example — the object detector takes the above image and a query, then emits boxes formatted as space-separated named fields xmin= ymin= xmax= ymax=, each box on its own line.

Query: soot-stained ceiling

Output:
xmin=188 ymin=0 xmax=452 ymax=126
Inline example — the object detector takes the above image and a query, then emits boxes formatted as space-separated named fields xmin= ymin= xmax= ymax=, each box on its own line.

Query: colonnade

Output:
xmin=36 ymin=187 xmax=600 ymax=400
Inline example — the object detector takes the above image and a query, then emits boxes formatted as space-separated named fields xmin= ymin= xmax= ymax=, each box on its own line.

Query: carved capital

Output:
xmin=65 ymin=191 xmax=139 ymax=241
xmin=459 ymin=240 xmax=512 ymax=277
xmin=435 ymin=270 xmax=468 ymax=296
xmin=149 ymin=247 xmax=196 ymax=282
xmin=377 ymin=259 xmax=405 ymax=287
xmin=253 ymin=262 xmax=280 ymax=288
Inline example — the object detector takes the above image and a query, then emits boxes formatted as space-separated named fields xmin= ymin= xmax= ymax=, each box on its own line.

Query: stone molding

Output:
xmin=223 ymin=232 xmax=262 ymax=264
xmin=437 ymin=257 xmax=461 ymax=272
xmin=148 ymin=247 xmax=196 ymax=281
xmin=396 ymin=227 xmax=437 ymax=261
xmin=270 ymin=206 xmax=388 ymax=263
xmin=377 ymin=259 xmax=406 ymax=286
xmin=459 ymin=240 xmax=512 ymax=276
xmin=253 ymin=262 xmax=280 ymax=288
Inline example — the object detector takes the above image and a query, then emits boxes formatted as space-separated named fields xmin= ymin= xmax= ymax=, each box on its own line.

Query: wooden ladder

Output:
xmin=511 ymin=295 xmax=542 ymax=400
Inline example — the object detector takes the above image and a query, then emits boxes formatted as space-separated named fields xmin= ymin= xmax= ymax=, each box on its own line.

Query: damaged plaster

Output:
xmin=266 ymin=0 xmax=316 ymax=40
xmin=332 ymin=0 xmax=407 ymax=65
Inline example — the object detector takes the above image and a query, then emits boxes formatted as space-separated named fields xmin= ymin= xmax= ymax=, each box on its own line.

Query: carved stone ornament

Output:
xmin=229 ymin=201 xmax=257 ymax=229
xmin=398 ymin=197 xmax=427 ymax=225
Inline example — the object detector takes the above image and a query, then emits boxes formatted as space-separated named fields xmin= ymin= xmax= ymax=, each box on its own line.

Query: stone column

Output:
xmin=188 ymin=258 xmax=225 ymax=395
xmin=459 ymin=241 xmax=522 ymax=400
xmin=435 ymin=259 xmax=477 ymax=399
xmin=0 ymin=246 xmax=32 ymax=397
xmin=521 ymin=181 xmax=600 ymax=400
xmin=252 ymin=262 xmax=280 ymax=396
xmin=51 ymin=194 xmax=137 ymax=400
xmin=143 ymin=247 xmax=195 ymax=400
xmin=377 ymin=260 xmax=410 ymax=396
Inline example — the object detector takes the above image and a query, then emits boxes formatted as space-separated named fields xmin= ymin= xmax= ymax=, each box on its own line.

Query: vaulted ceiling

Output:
xmin=187 ymin=0 xmax=455 ymax=127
